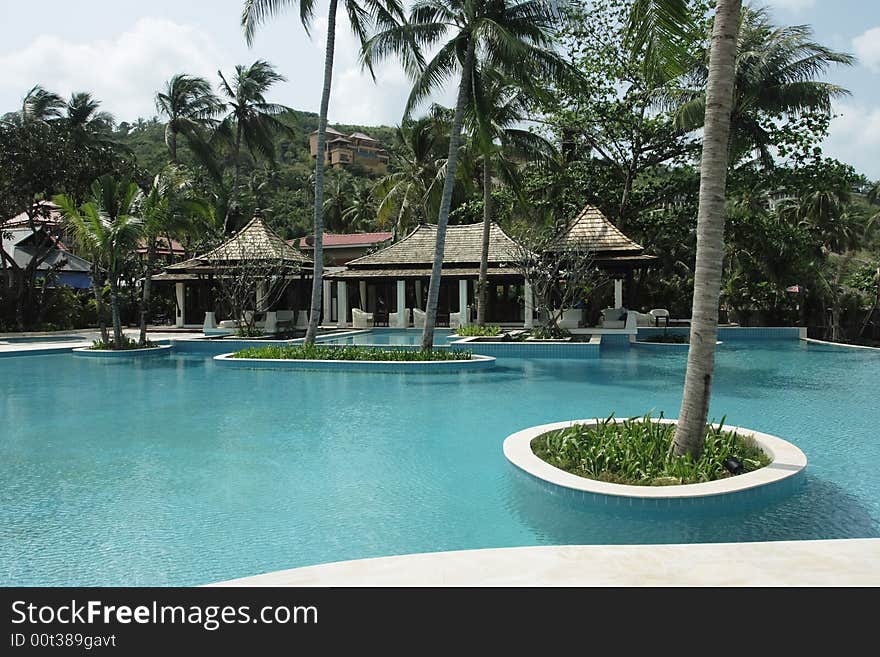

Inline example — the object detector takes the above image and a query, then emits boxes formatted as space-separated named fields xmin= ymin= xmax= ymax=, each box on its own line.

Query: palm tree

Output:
xmin=628 ymin=0 xmax=743 ymax=457
xmin=215 ymin=60 xmax=294 ymax=233
xmin=55 ymin=175 xmax=143 ymax=349
xmin=373 ymin=111 xmax=448 ymax=239
xmin=365 ymin=0 xmax=577 ymax=350
xmin=242 ymin=0 xmax=406 ymax=345
xmin=155 ymin=74 xmax=222 ymax=164
xmin=322 ymin=173 xmax=355 ymax=232
xmin=20 ymin=85 xmax=64 ymax=122
xmin=467 ymin=70 xmax=556 ymax=326
xmin=65 ymin=92 xmax=115 ymax=142
xmin=343 ymin=182 xmax=378 ymax=231
xmin=670 ymin=6 xmax=853 ymax=166
xmin=135 ymin=168 xmax=213 ymax=346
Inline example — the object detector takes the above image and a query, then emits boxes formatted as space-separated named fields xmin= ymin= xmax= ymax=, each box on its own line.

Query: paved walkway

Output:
xmin=212 ymin=539 xmax=880 ymax=586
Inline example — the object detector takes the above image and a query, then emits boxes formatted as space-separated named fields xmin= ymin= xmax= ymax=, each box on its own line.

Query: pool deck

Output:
xmin=212 ymin=538 xmax=880 ymax=586
xmin=0 ymin=329 xmax=193 ymax=355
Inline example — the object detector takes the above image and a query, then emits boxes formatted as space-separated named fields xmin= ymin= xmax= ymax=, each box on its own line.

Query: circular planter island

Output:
xmin=503 ymin=417 xmax=806 ymax=508
xmin=72 ymin=344 xmax=173 ymax=358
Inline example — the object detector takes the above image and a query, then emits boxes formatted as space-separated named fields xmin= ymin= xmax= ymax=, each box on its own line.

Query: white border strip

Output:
xmin=802 ymin=337 xmax=880 ymax=351
xmin=503 ymin=417 xmax=806 ymax=499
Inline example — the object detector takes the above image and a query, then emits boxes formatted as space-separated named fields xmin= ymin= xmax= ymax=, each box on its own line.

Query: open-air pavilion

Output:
xmin=325 ymin=205 xmax=657 ymax=330
xmin=152 ymin=217 xmax=313 ymax=330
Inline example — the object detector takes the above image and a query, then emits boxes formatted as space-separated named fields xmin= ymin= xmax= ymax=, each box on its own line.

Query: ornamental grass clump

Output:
xmin=531 ymin=415 xmax=770 ymax=486
xmin=231 ymin=344 xmax=473 ymax=361
xmin=457 ymin=325 xmax=502 ymax=337
xmin=90 ymin=337 xmax=158 ymax=350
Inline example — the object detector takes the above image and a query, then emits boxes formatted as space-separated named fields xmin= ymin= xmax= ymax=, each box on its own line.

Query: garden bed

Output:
xmin=503 ymin=417 xmax=806 ymax=501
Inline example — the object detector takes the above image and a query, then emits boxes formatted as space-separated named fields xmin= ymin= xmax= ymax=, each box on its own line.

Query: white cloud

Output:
xmin=313 ymin=17 xmax=456 ymax=128
xmin=763 ymin=0 xmax=817 ymax=11
xmin=0 ymin=18 xmax=226 ymax=122
xmin=822 ymin=101 xmax=880 ymax=179
xmin=853 ymin=26 xmax=880 ymax=73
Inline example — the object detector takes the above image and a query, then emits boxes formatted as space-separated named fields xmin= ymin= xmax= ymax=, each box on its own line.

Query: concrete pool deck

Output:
xmin=213 ymin=538 xmax=880 ymax=586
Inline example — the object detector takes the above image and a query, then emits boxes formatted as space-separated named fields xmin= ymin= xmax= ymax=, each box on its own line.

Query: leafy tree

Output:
xmin=365 ymin=0 xmax=579 ymax=349
xmin=242 ymin=0 xmax=406 ymax=345
xmin=155 ymin=74 xmax=222 ymax=164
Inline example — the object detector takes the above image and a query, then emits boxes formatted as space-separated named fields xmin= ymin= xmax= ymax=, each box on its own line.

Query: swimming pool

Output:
xmin=317 ymin=328 xmax=454 ymax=345
xmin=1 ymin=339 xmax=878 ymax=585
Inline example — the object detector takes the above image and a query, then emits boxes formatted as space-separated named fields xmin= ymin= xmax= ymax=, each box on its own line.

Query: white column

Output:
xmin=396 ymin=280 xmax=406 ymax=327
xmin=203 ymin=311 xmax=217 ymax=331
xmin=359 ymin=280 xmax=368 ymax=311
xmin=322 ymin=279 xmax=332 ymax=326
xmin=524 ymin=280 xmax=534 ymax=329
xmin=337 ymin=280 xmax=349 ymax=328
xmin=256 ymin=281 xmax=268 ymax=312
xmin=175 ymin=283 xmax=185 ymax=327
xmin=614 ymin=278 xmax=624 ymax=309
xmin=458 ymin=279 xmax=469 ymax=327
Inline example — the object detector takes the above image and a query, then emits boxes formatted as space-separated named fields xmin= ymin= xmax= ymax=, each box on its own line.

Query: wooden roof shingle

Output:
xmin=346 ymin=222 xmax=520 ymax=268
xmin=550 ymin=205 xmax=644 ymax=254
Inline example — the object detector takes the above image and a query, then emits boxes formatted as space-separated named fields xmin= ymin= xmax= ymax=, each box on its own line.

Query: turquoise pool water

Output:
xmin=317 ymin=328 xmax=453 ymax=345
xmin=1 ymin=340 xmax=878 ymax=585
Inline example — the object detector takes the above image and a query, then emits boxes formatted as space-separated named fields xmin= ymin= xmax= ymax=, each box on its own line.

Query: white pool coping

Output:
xmin=802 ymin=337 xmax=880 ymax=351
xmin=72 ymin=344 xmax=173 ymax=357
xmin=210 ymin=539 xmax=880 ymax=586
xmin=503 ymin=418 xmax=806 ymax=499
xmin=213 ymin=351 xmax=496 ymax=371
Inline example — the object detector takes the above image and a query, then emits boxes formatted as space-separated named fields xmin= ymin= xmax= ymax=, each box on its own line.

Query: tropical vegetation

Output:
xmin=530 ymin=416 xmax=770 ymax=486
xmin=231 ymin=343 xmax=473 ymax=360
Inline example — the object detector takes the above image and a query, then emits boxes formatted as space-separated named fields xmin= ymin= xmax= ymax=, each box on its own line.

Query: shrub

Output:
xmin=531 ymin=415 xmax=770 ymax=486
xmin=528 ymin=326 xmax=570 ymax=339
xmin=90 ymin=336 xmax=158 ymax=350
xmin=231 ymin=344 xmax=473 ymax=361
xmin=457 ymin=325 xmax=501 ymax=337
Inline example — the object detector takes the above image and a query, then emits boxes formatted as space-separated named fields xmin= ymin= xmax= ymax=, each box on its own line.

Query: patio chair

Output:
xmin=556 ymin=308 xmax=582 ymax=329
xmin=601 ymin=307 xmax=627 ymax=329
xmin=633 ymin=311 xmax=655 ymax=327
xmin=352 ymin=308 xmax=374 ymax=329
xmin=649 ymin=308 xmax=670 ymax=327
xmin=413 ymin=308 xmax=426 ymax=328
xmin=389 ymin=308 xmax=411 ymax=328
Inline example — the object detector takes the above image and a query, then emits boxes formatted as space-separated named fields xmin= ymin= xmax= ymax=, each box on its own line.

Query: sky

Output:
xmin=0 ymin=0 xmax=878 ymax=179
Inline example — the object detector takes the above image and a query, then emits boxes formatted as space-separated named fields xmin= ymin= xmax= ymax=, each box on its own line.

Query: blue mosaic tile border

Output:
xmin=637 ymin=327 xmax=801 ymax=341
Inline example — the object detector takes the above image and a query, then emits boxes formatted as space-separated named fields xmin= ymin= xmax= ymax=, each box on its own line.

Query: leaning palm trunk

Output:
xmin=90 ymin=267 xmax=110 ymax=344
xmin=304 ymin=0 xmax=339 ymax=345
xmin=108 ymin=275 xmax=125 ymax=349
xmin=421 ymin=44 xmax=475 ymax=350
xmin=476 ymin=158 xmax=492 ymax=326
xmin=672 ymin=0 xmax=741 ymax=458
xmin=224 ymin=122 xmax=245 ymax=234
xmin=138 ymin=241 xmax=156 ymax=346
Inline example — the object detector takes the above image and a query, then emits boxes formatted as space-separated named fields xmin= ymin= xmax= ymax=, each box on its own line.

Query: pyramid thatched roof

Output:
xmin=549 ymin=205 xmax=645 ymax=254
xmin=165 ymin=217 xmax=311 ymax=274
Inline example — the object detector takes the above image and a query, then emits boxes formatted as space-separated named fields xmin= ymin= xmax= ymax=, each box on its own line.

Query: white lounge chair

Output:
xmin=450 ymin=305 xmax=471 ymax=329
xmin=633 ymin=311 xmax=655 ymax=327
xmin=389 ymin=308 xmax=411 ymax=328
xmin=352 ymin=308 xmax=374 ymax=329
xmin=601 ymin=307 xmax=627 ymax=329
xmin=556 ymin=308 xmax=582 ymax=329
xmin=413 ymin=308 xmax=426 ymax=328
xmin=649 ymin=308 xmax=670 ymax=327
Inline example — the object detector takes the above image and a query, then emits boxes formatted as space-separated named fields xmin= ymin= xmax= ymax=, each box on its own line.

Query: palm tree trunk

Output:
xmin=108 ymin=274 xmax=124 ymax=349
xmin=224 ymin=121 xmax=244 ymax=234
xmin=138 ymin=241 xmax=156 ymax=346
xmin=304 ymin=0 xmax=338 ymax=345
xmin=477 ymin=157 xmax=492 ymax=326
xmin=91 ymin=267 xmax=110 ymax=344
xmin=170 ymin=129 xmax=178 ymax=165
xmin=421 ymin=42 xmax=475 ymax=351
xmin=672 ymin=0 xmax=741 ymax=458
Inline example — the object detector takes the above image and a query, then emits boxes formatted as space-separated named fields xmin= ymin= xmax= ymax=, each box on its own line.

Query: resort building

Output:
xmin=308 ymin=127 xmax=390 ymax=174
xmin=324 ymin=205 xmax=656 ymax=329
xmin=153 ymin=217 xmax=313 ymax=328
xmin=1 ymin=225 xmax=93 ymax=289
xmin=294 ymin=231 xmax=393 ymax=266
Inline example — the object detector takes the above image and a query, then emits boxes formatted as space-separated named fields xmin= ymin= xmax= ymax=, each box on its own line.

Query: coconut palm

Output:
xmin=242 ymin=0 xmax=406 ymax=345
xmin=343 ymin=182 xmax=378 ymax=231
xmin=20 ymin=85 xmax=64 ymax=123
xmin=135 ymin=168 xmax=213 ymax=346
xmin=215 ymin=60 xmax=294 ymax=233
xmin=669 ymin=6 xmax=854 ymax=166
xmin=155 ymin=74 xmax=222 ymax=164
xmin=65 ymin=92 xmax=115 ymax=145
xmin=55 ymin=175 xmax=143 ymax=349
xmin=467 ymin=70 xmax=556 ymax=326
xmin=364 ymin=0 xmax=578 ymax=350
xmin=627 ymin=0 xmax=743 ymax=457
xmin=322 ymin=173 xmax=355 ymax=232
xmin=373 ymin=113 xmax=447 ymax=239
